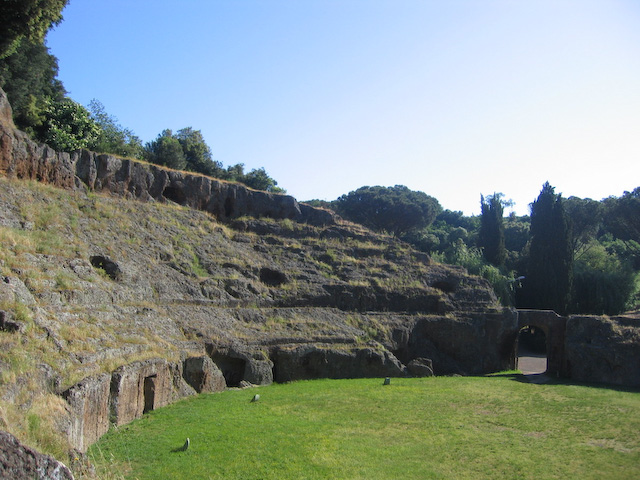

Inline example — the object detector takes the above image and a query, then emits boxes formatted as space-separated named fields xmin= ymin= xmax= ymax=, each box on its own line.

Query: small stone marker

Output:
xmin=383 ymin=377 xmax=391 ymax=385
xmin=180 ymin=438 xmax=190 ymax=451
xmin=251 ymin=393 xmax=260 ymax=402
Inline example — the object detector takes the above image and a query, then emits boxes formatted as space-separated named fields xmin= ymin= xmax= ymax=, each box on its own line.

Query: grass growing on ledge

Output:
xmin=88 ymin=376 xmax=640 ymax=480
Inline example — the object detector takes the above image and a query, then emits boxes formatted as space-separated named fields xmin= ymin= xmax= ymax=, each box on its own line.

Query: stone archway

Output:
xmin=515 ymin=310 xmax=567 ymax=377
xmin=516 ymin=325 xmax=547 ymax=374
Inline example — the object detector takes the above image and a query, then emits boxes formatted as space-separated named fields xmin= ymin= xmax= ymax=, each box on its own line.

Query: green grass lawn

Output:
xmin=89 ymin=375 xmax=640 ymax=480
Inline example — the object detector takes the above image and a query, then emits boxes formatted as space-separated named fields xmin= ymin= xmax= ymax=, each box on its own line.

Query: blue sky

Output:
xmin=46 ymin=0 xmax=640 ymax=215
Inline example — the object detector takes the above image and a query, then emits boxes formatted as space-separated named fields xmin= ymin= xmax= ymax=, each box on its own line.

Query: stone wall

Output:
xmin=271 ymin=345 xmax=406 ymax=382
xmin=564 ymin=314 xmax=640 ymax=387
xmin=62 ymin=357 xmax=219 ymax=452
xmin=0 ymin=87 xmax=335 ymax=227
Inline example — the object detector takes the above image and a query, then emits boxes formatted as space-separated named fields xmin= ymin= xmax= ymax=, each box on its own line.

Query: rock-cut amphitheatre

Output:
xmin=0 ymin=87 xmax=638 ymax=473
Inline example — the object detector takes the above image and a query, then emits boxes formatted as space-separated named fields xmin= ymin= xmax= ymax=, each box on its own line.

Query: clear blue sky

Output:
xmin=46 ymin=0 xmax=640 ymax=215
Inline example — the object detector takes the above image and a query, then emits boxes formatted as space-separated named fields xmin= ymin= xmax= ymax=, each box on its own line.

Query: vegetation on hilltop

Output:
xmin=334 ymin=185 xmax=441 ymax=237
xmin=310 ymin=183 xmax=640 ymax=315
xmin=0 ymin=4 xmax=284 ymax=193
xmin=1 ymin=3 xmax=637 ymax=315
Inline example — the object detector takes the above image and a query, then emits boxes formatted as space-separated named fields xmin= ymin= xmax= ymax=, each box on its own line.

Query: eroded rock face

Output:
xmin=0 ymin=430 xmax=74 ymax=480
xmin=109 ymin=359 xmax=184 ymax=427
xmin=407 ymin=357 xmax=434 ymax=377
xmin=564 ymin=314 xmax=640 ymax=387
xmin=207 ymin=344 xmax=274 ymax=387
xmin=403 ymin=310 xmax=517 ymax=375
xmin=62 ymin=374 xmax=111 ymax=453
xmin=183 ymin=356 xmax=226 ymax=393
xmin=0 ymin=88 xmax=335 ymax=227
xmin=271 ymin=345 xmax=406 ymax=382
xmin=3 ymin=84 xmax=639 ymax=468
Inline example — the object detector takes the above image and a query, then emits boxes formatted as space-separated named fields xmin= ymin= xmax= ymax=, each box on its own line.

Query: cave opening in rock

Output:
xmin=143 ymin=375 xmax=157 ymax=414
xmin=259 ymin=267 xmax=288 ymax=287
xmin=90 ymin=255 xmax=122 ymax=281
xmin=516 ymin=326 xmax=547 ymax=375
xmin=210 ymin=354 xmax=246 ymax=387
xmin=163 ymin=186 xmax=187 ymax=205
xmin=224 ymin=197 xmax=234 ymax=217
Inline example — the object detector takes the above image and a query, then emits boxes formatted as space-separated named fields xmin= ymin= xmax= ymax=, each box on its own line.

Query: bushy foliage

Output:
xmin=38 ymin=98 xmax=101 ymax=151
xmin=399 ymin=185 xmax=640 ymax=314
xmin=604 ymin=188 xmax=640 ymax=263
xmin=144 ymin=130 xmax=187 ymax=170
xmin=142 ymin=128 xmax=285 ymax=193
xmin=241 ymin=167 xmax=285 ymax=193
xmin=570 ymin=242 xmax=637 ymax=315
xmin=432 ymin=239 xmax=516 ymax=306
xmin=336 ymin=185 xmax=441 ymax=236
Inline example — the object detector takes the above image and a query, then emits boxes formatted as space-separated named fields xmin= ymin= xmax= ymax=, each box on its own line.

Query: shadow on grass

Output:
xmin=485 ymin=371 xmax=640 ymax=393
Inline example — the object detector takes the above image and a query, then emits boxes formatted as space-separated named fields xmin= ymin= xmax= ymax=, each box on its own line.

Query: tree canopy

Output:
xmin=335 ymin=185 xmax=441 ymax=236
xmin=0 ymin=0 xmax=68 ymax=58
xmin=0 ymin=39 xmax=65 ymax=134
xmin=604 ymin=188 xmax=640 ymax=254
xmin=144 ymin=130 xmax=187 ymax=170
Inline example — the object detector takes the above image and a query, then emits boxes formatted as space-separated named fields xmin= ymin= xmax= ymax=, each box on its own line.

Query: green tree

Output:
xmin=242 ymin=167 xmax=286 ymax=193
xmin=174 ymin=127 xmax=222 ymax=177
xmin=144 ymin=130 xmax=186 ymax=170
xmin=565 ymin=196 xmax=603 ymax=260
xmin=336 ymin=185 xmax=441 ymax=236
xmin=0 ymin=39 xmax=65 ymax=132
xmin=520 ymin=182 xmax=573 ymax=314
xmin=0 ymin=0 xmax=68 ymax=59
xmin=604 ymin=188 xmax=640 ymax=257
xmin=88 ymin=99 xmax=143 ymax=158
xmin=570 ymin=242 xmax=636 ymax=315
xmin=478 ymin=193 xmax=508 ymax=266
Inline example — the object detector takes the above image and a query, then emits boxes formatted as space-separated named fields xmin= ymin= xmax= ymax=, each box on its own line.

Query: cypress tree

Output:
xmin=478 ymin=193 xmax=506 ymax=266
xmin=522 ymin=182 xmax=573 ymax=314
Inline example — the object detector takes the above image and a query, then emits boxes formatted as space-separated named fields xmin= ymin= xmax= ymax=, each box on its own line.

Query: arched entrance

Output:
xmin=515 ymin=310 xmax=567 ymax=378
xmin=516 ymin=326 xmax=547 ymax=374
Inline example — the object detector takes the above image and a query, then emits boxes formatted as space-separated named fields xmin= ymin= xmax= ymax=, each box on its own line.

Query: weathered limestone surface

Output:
xmin=403 ymin=310 xmax=518 ymax=375
xmin=407 ymin=357 xmax=434 ymax=377
xmin=0 ymin=430 xmax=74 ymax=480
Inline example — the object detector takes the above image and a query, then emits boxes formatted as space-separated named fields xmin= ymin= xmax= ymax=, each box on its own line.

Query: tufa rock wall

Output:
xmin=62 ymin=374 xmax=111 ymax=454
xmin=564 ymin=314 xmax=640 ymax=387
xmin=0 ymin=87 xmax=334 ymax=227
xmin=61 ymin=356 xmax=228 ymax=452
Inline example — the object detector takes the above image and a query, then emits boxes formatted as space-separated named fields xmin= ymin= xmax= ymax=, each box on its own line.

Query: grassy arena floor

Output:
xmin=89 ymin=374 xmax=640 ymax=480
